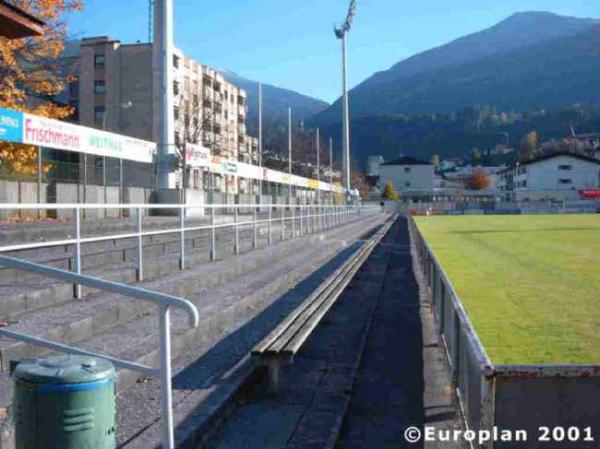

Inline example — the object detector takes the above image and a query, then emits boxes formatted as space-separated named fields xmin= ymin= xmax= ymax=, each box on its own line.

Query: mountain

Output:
xmin=220 ymin=70 xmax=329 ymax=134
xmin=313 ymin=12 xmax=600 ymax=125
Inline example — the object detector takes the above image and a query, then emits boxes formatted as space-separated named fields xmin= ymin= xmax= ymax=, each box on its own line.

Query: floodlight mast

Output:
xmin=334 ymin=0 xmax=356 ymax=197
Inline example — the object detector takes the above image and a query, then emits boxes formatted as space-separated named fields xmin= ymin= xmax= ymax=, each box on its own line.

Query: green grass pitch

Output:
xmin=414 ymin=214 xmax=600 ymax=365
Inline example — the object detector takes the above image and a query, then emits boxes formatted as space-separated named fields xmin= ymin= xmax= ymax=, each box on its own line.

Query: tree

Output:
xmin=469 ymin=148 xmax=482 ymax=165
xmin=466 ymin=169 xmax=491 ymax=190
xmin=173 ymin=91 xmax=207 ymax=189
xmin=381 ymin=181 xmax=399 ymax=201
xmin=558 ymin=138 xmax=584 ymax=155
xmin=518 ymin=131 xmax=540 ymax=162
xmin=351 ymin=170 xmax=370 ymax=199
xmin=0 ymin=0 xmax=83 ymax=176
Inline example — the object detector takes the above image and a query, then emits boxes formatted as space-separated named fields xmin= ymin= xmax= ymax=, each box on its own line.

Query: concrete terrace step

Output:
xmin=0 ymin=217 xmax=368 ymax=371
xmin=0 ymin=213 xmax=388 ymax=449
xmin=0 ymin=217 xmax=302 ymax=319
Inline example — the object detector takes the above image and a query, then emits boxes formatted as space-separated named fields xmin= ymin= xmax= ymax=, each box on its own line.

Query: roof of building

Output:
xmin=381 ymin=156 xmax=431 ymax=166
xmin=0 ymin=0 xmax=44 ymax=38
xmin=520 ymin=151 xmax=600 ymax=167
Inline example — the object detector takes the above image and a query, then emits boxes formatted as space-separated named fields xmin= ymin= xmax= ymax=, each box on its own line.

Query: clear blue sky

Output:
xmin=65 ymin=0 xmax=598 ymax=103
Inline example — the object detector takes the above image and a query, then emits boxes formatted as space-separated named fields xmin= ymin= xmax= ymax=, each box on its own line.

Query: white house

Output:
xmin=379 ymin=156 xmax=434 ymax=197
xmin=498 ymin=152 xmax=600 ymax=201
xmin=366 ymin=155 xmax=385 ymax=177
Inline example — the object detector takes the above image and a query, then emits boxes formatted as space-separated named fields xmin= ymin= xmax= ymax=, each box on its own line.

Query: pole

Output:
xmin=288 ymin=106 xmax=292 ymax=206
xmin=155 ymin=0 xmax=175 ymax=189
xmin=258 ymin=82 xmax=263 ymax=197
xmin=316 ymin=128 xmax=320 ymax=205
xmin=329 ymin=137 xmax=333 ymax=206
xmin=103 ymin=156 xmax=107 ymax=219
xmin=119 ymin=158 xmax=124 ymax=218
xmin=316 ymin=129 xmax=321 ymax=231
xmin=37 ymin=147 xmax=42 ymax=219
xmin=159 ymin=304 xmax=175 ymax=449
xmin=82 ymin=154 xmax=87 ymax=217
xmin=341 ymin=33 xmax=351 ymax=194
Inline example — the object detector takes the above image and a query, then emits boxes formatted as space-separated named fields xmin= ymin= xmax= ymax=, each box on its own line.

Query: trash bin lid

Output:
xmin=13 ymin=355 xmax=116 ymax=385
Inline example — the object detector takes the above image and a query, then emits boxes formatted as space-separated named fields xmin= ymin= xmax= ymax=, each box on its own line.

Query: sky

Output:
xmin=65 ymin=0 xmax=599 ymax=104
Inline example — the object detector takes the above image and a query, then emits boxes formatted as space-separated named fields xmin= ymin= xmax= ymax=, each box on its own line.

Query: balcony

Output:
xmin=238 ymin=125 xmax=246 ymax=135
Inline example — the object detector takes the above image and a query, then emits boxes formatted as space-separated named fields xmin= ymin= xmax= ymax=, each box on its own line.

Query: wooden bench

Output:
xmin=251 ymin=217 xmax=395 ymax=393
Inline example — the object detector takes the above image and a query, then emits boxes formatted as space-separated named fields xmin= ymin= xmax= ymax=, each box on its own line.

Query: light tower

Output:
xmin=154 ymin=0 xmax=176 ymax=189
xmin=334 ymin=0 xmax=356 ymax=197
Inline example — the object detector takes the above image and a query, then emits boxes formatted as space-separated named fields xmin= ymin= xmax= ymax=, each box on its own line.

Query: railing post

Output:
xmin=291 ymin=206 xmax=296 ymax=238
xmin=253 ymin=207 xmax=258 ymax=249
xmin=179 ymin=206 xmax=185 ymax=270
xmin=73 ymin=206 xmax=82 ymax=299
xmin=300 ymin=205 xmax=304 ymax=236
xmin=136 ymin=207 xmax=143 ymax=281
xmin=281 ymin=207 xmax=285 ymax=241
xmin=268 ymin=206 xmax=272 ymax=245
xmin=159 ymin=304 xmax=175 ymax=449
xmin=234 ymin=208 xmax=239 ymax=254
xmin=210 ymin=207 xmax=216 ymax=261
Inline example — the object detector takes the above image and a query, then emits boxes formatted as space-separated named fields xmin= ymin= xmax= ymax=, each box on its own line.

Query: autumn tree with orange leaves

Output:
xmin=466 ymin=169 xmax=491 ymax=190
xmin=0 ymin=0 xmax=82 ymax=176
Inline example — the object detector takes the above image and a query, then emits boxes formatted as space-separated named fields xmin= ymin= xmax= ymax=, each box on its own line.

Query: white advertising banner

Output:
xmin=185 ymin=142 xmax=211 ymax=168
xmin=22 ymin=113 xmax=156 ymax=163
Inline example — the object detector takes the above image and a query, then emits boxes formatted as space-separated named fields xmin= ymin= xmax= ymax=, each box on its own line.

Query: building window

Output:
xmin=558 ymin=164 xmax=572 ymax=171
xmin=94 ymin=80 xmax=106 ymax=94
xmin=173 ymin=55 xmax=180 ymax=68
xmin=173 ymin=107 xmax=179 ymax=121
xmin=404 ymin=167 xmax=411 ymax=173
xmin=94 ymin=54 xmax=105 ymax=68
xmin=69 ymin=100 xmax=79 ymax=121
xmin=94 ymin=106 xmax=105 ymax=121
xmin=69 ymin=79 xmax=79 ymax=98
xmin=173 ymin=81 xmax=180 ymax=96
xmin=404 ymin=181 xmax=411 ymax=187
xmin=559 ymin=179 xmax=572 ymax=185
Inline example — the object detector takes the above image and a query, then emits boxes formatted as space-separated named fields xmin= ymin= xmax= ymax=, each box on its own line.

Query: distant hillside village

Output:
xmin=365 ymin=132 xmax=600 ymax=203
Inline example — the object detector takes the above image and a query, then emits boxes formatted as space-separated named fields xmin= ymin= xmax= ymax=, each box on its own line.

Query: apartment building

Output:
xmin=497 ymin=152 xmax=600 ymax=201
xmin=61 ymin=36 xmax=258 ymax=189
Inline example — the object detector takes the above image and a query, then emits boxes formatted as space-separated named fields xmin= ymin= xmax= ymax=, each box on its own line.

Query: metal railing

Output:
xmin=408 ymin=216 xmax=600 ymax=448
xmin=408 ymin=216 xmax=494 ymax=439
xmin=0 ymin=255 xmax=199 ymax=449
xmin=0 ymin=203 xmax=379 ymax=299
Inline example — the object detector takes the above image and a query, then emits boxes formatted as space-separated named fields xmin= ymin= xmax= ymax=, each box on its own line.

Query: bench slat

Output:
xmin=253 ymin=218 xmax=395 ymax=358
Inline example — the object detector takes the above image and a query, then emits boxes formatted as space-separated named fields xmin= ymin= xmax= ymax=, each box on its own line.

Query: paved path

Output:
xmin=204 ymin=216 xmax=465 ymax=449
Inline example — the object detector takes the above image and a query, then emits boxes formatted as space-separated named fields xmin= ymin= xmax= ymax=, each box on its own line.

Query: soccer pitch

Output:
xmin=414 ymin=214 xmax=600 ymax=365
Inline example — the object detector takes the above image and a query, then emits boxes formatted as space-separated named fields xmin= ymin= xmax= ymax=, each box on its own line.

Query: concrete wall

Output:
xmin=0 ymin=181 xmax=47 ymax=219
xmin=494 ymin=375 xmax=600 ymax=449
xmin=184 ymin=189 xmax=205 ymax=218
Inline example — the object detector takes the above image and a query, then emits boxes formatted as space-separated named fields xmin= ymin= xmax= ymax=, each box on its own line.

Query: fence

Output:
xmin=0 ymin=202 xmax=381 ymax=448
xmin=0 ymin=203 xmax=379 ymax=299
xmin=398 ymin=199 xmax=599 ymax=216
xmin=409 ymin=217 xmax=600 ymax=449
xmin=0 ymin=256 xmax=199 ymax=449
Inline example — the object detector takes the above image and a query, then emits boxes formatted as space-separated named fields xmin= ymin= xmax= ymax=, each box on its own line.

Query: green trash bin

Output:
xmin=12 ymin=355 xmax=116 ymax=449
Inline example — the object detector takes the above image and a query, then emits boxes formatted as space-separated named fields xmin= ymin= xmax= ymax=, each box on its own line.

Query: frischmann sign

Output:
xmin=0 ymin=106 xmax=156 ymax=163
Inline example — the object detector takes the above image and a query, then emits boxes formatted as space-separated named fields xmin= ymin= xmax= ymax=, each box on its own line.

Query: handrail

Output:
xmin=0 ymin=255 xmax=199 ymax=449
xmin=0 ymin=203 xmax=379 ymax=210
xmin=0 ymin=255 xmax=199 ymax=327
xmin=0 ymin=203 xmax=379 ymax=290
